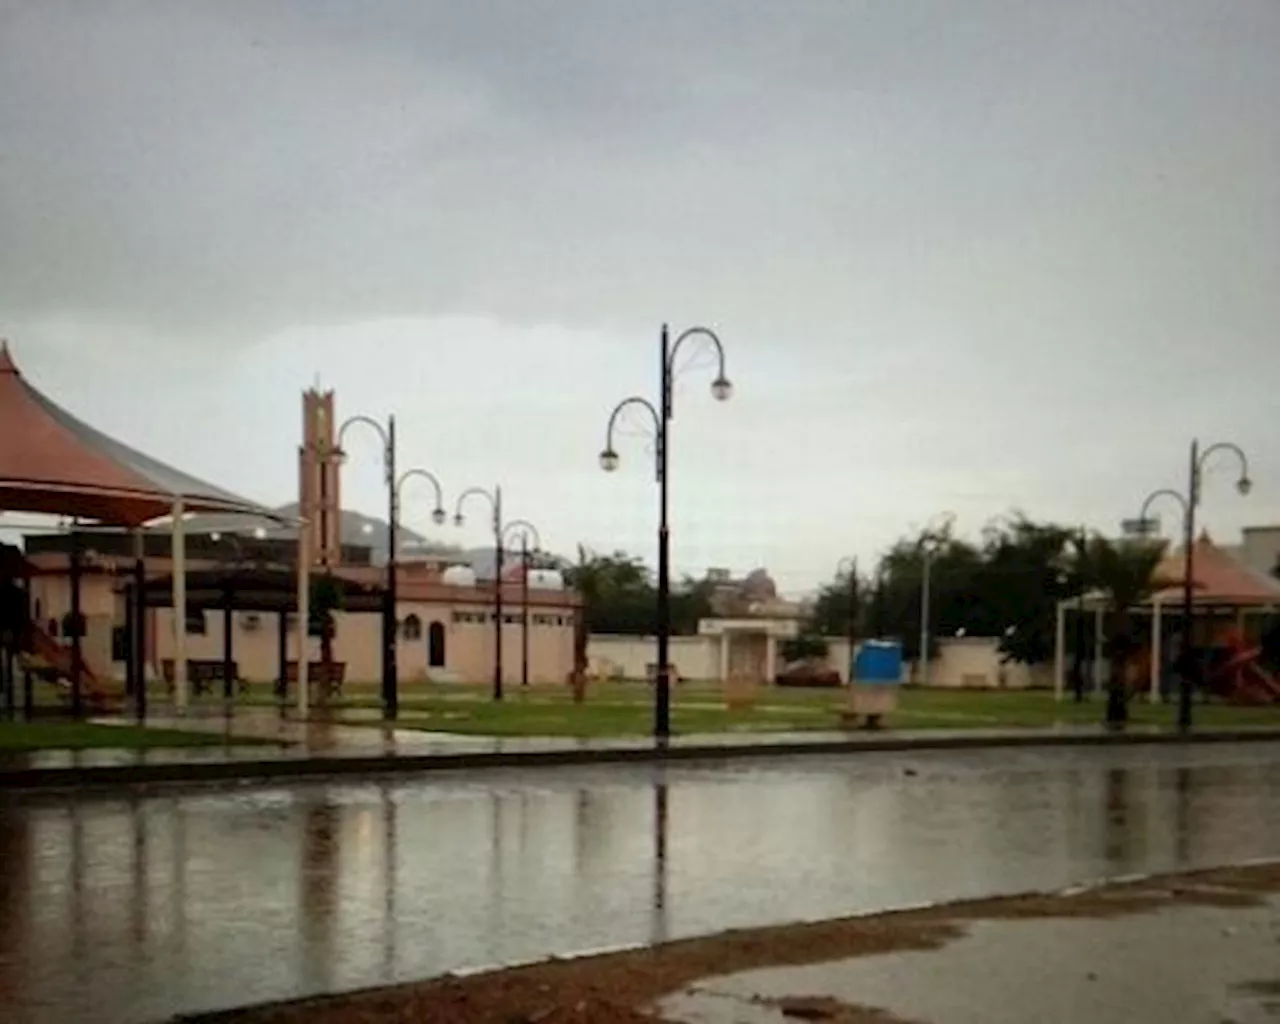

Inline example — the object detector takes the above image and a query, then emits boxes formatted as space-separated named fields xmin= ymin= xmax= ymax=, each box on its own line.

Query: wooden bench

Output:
xmin=161 ymin=659 xmax=242 ymax=697
xmin=285 ymin=661 xmax=347 ymax=700
xmin=645 ymin=663 xmax=684 ymax=685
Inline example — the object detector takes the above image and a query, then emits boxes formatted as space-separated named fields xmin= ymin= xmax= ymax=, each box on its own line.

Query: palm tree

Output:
xmin=1085 ymin=535 xmax=1170 ymax=727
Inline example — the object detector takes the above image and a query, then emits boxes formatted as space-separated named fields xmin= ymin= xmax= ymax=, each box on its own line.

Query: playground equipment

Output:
xmin=22 ymin=619 xmax=114 ymax=710
xmin=1203 ymin=627 xmax=1280 ymax=705
xmin=1 ymin=545 xmax=115 ymax=712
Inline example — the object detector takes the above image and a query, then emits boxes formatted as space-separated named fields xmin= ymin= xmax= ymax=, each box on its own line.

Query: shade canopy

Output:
xmin=1065 ymin=536 xmax=1280 ymax=613
xmin=0 ymin=341 xmax=279 ymax=527
xmin=140 ymin=566 xmax=385 ymax=614
xmin=1148 ymin=536 xmax=1280 ymax=608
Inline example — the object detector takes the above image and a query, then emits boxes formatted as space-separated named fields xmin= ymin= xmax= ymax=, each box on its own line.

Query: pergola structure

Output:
xmin=1054 ymin=536 xmax=1280 ymax=702
xmin=0 ymin=340 xmax=310 ymax=717
xmin=141 ymin=565 xmax=384 ymax=699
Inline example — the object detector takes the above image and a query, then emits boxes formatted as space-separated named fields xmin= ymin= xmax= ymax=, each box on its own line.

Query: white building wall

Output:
xmin=924 ymin=637 xmax=1044 ymax=689
xmin=588 ymin=633 xmax=858 ymax=683
xmin=586 ymin=634 xmax=719 ymax=681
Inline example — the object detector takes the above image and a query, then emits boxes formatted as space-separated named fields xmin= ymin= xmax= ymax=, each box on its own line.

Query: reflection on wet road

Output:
xmin=2 ymin=743 xmax=1280 ymax=1023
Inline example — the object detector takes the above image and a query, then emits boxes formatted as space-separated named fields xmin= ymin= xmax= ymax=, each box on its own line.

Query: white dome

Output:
xmin=441 ymin=565 xmax=477 ymax=587
xmin=526 ymin=568 xmax=565 ymax=590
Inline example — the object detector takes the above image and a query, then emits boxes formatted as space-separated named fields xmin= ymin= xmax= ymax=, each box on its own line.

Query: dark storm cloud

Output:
xmin=4 ymin=0 xmax=1275 ymax=346
xmin=2 ymin=1 xmax=1278 ymax=584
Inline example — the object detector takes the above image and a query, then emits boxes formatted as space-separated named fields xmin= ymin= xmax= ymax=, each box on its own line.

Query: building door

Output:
xmin=428 ymin=621 xmax=446 ymax=668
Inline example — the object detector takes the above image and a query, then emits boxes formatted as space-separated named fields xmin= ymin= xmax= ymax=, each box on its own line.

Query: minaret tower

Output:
xmin=299 ymin=389 xmax=342 ymax=566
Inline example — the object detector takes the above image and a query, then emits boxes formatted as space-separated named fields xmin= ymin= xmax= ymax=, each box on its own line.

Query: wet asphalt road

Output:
xmin=2 ymin=743 xmax=1280 ymax=1023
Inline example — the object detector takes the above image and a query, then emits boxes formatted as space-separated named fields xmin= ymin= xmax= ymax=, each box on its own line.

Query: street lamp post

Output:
xmin=336 ymin=416 xmax=447 ymax=721
xmin=501 ymin=520 xmax=542 ymax=689
xmin=914 ymin=517 xmax=952 ymax=685
xmin=919 ymin=550 xmax=931 ymax=684
xmin=599 ymin=324 xmax=732 ymax=740
xmin=1071 ymin=527 xmax=1088 ymax=703
xmin=210 ymin=531 xmax=244 ymax=705
xmin=395 ymin=469 xmax=448 ymax=688
xmin=1137 ymin=440 xmax=1251 ymax=732
xmin=836 ymin=556 xmax=859 ymax=683
xmin=455 ymin=486 xmax=505 ymax=701
xmin=335 ymin=415 xmax=396 ymax=719
xmin=209 ymin=528 xmax=272 ymax=707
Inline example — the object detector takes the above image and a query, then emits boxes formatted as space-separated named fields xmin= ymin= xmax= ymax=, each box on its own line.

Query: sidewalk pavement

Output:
xmin=660 ymin=887 xmax=1280 ymax=1024
xmin=3 ymin=706 xmax=1280 ymax=790
xmin=179 ymin=862 xmax=1280 ymax=1024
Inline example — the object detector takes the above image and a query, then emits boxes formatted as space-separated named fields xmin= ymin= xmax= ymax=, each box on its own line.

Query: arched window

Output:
xmin=428 ymin=621 xmax=446 ymax=668
xmin=402 ymin=614 xmax=423 ymax=641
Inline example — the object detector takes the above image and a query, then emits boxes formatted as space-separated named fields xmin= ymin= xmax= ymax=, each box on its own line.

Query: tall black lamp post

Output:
xmin=454 ymin=486 xmax=506 ymax=701
xmin=599 ymin=324 xmax=732 ymax=740
xmin=1136 ymin=440 xmax=1251 ymax=732
xmin=836 ymin=556 xmax=859 ymax=683
xmin=1071 ymin=527 xmax=1089 ymax=703
xmin=395 ymin=468 xmax=448 ymax=697
xmin=336 ymin=416 xmax=447 ymax=721
xmin=501 ymin=520 xmax=542 ymax=688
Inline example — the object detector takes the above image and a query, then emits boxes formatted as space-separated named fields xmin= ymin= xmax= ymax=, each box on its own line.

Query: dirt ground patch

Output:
xmin=183 ymin=862 xmax=1280 ymax=1024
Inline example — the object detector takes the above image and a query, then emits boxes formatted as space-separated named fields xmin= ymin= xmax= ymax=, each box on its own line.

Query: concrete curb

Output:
xmin=4 ymin=727 xmax=1280 ymax=792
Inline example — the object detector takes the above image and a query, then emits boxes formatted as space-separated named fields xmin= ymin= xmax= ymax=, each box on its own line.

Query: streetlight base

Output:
xmin=1104 ymin=686 xmax=1128 ymax=731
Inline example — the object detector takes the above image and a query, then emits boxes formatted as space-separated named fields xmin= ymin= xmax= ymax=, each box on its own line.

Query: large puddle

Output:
xmin=3 ymin=742 xmax=1280 ymax=1022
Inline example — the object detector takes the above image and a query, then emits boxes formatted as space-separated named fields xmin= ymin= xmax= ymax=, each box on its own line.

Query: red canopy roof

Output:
xmin=1150 ymin=535 xmax=1280 ymax=607
xmin=0 ymin=341 xmax=279 ymax=527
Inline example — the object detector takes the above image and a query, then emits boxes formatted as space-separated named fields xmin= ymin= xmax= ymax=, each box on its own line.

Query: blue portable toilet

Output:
xmin=854 ymin=640 xmax=903 ymax=685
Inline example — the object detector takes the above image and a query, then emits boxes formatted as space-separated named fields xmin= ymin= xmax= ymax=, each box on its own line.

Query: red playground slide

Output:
xmin=1206 ymin=630 xmax=1280 ymax=705
xmin=24 ymin=621 xmax=115 ymax=711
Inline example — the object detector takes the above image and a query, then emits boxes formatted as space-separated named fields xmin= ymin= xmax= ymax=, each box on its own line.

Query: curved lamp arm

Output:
xmin=501 ymin=518 xmax=541 ymax=553
xmin=599 ymin=396 xmax=662 ymax=481
xmin=396 ymin=468 xmax=447 ymax=525
xmin=917 ymin=512 xmax=954 ymax=555
xmin=666 ymin=325 xmax=733 ymax=411
xmin=836 ymin=555 xmax=858 ymax=580
xmin=454 ymin=486 xmax=499 ymax=534
xmin=1196 ymin=442 xmax=1252 ymax=501
xmin=336 ymin=415 xmax=393 ymax=484
xmin=208 ymin=530 xmax=245 ymax=567
xmin=1138 ymin=488 xmax=1190 ymax=533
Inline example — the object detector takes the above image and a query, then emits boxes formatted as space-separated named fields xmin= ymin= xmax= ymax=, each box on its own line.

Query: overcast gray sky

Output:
xmin=2 ymin=0 xmax=1278 ymax=592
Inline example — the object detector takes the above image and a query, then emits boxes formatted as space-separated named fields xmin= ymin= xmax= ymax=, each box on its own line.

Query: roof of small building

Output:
xmin=1148 ymin=534 xmax=1280 ymax=606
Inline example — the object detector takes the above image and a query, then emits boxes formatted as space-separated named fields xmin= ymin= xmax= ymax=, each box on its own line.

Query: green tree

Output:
xmin=562 ymin=547 xmax=655 ymax=634
xmin=866 ymin=515 xmax=1128 ymax=671
xmin=806 ymin=571 xmax=865 ymax=638
xmin=562 ymin=547 xmax=717 ymax=637
xmin=1085 ymin=534 xmax=1168 ymax=723
xmin=870 ymin=520 xmax=982 ymax=662
xmin=670 ymin=574 xmax=715 ymax=635
xmin=980 ymin=516 xmax=1077 ymax=665
xmin=310 ymin=573 xmax=344 ymax=689
xmin=780 ymin=633 xmax=830 ymax=662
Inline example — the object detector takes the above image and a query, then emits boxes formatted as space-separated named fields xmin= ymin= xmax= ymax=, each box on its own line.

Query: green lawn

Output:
xmin=303 ymin=682 xmax=1280 ymax=738
xmin=0 ymin=721 xmax=256 ymax=752
xmin=31 ymin=678 xmax=1278 ymax=741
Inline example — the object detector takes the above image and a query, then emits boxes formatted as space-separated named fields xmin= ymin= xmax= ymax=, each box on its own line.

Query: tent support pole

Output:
xmin=296 ymin=521 xmax=310 ymax=718
xmin=172 ymin=499 xmax=188 ymax=714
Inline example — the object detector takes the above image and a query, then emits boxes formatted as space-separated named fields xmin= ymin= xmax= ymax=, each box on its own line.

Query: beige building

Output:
xmin=20 ymin=385 xmax=581 ymax=690
xmin=25 ymin=543 xmax=580 ymax=687
xmin=585 ymin=632 xmax=1039 ymax=689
